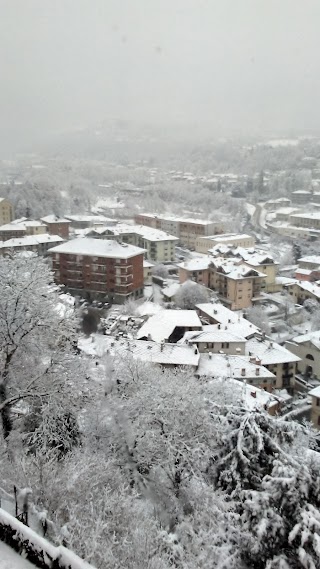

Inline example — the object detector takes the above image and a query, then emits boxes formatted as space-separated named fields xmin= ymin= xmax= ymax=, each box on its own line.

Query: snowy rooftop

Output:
xmin=178 ymin=256 xmax=212 ymax=271
xmin=179 ymin=328 xmax=246 ymax=344
xmin=137 ymin=310 xmax=202 ymax=343
xmin=296 ymin=281 xmax=320 ymax=299
xmin=0 ymin=223 xmax=26 ymax=232
xmin=246 ymin=336 xmax=300 ymax=365
xmin=210 ymin=257 xmax=266 ymax=279
xmin=97 ymin=223 xmax=179 ymax=241
xmin=204 ymin=233 xmax=253 ymax=242
xmin=290 ymin=212 xmax=320 ymax=220
xmin=308 ymin=385 xmax=320 ymax=398
xmin=0 ymin=234 xmax=64 ymax=248
xmin=196 ymin=303 xmax=259 ymax=337
xmin=197 ymin=353 xmax=275 ymax=381
xmin=79 ymin=335 xmax=200 ymax=367
xmin=291 ymin=330 xmax=320 ymax=350
xmin=48 ymin=237 xmax=146 ymax=259
xmin=41 ymin=215 xmax=70 ymax=224
xmin=298 ymin=255 xmax=320 ymax=265
xmin=65 ymin=214 xmax=114 ymax=223
xmin=138 ymin=213 xmax=215 ymax=226
xmin=208 ymin=377 xmax=279 ymax=412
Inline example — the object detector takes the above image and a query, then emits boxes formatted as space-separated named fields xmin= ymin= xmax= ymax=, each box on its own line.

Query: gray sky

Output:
xmin=1 ymin=0 xmax=320 ymax=148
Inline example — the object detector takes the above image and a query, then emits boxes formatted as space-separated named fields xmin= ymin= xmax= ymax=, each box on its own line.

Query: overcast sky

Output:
xmin=1 ymin=0 xmax=320 ymax=149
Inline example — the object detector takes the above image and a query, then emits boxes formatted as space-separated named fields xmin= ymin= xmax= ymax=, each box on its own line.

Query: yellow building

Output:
xmin=286 ymin=332 xmax=320 ymax=380
xmin=0 ymin=198 xmax=14 ymax=225
xmin=196 ymin=233 xmax=255 ymax=254
xmin=246 ymin=336 xmax=300 ymax=391
xmin=209 ymin=257 xmax=266 ymax=310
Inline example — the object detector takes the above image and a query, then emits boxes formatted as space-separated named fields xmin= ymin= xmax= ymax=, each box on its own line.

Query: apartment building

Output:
xmin=0 ymin=218 xmax=46 ymax=241
xmin=0 ymin=198 xmax=14 ymax=225
xmin=291 ymin=190 xmax=312 ymax=204
xmin=246 ymin=336 xmax=300 ymax=390
xmin=41 ymin=215 xmax=70 ymax=239
xmin=134 ymin=213 xmax=224 ymax=249
xmin=64 ymin=215 xmax=116 ymax=229
xmin=289 ymin=212 xmax=320 ymax=230
xmin=179 ymin=328 xmax=246 ymax=355
xmin=286 ymin=331 xmax=320 ymax=380
xmin=49 ymin=237 xmax=145 ymax=303
xmin=197 ymin=233 xmax=255 ymax=254
xmin=0 ymin=234 xmax=64 ymax=256
xmin=89 ymin=224 xmax=178 ymax=262
xmin=178 ymin=257 xmax=212 ymax=287
xmin=196 ymin=303 xmax=259 ymax=338
xmin=209 ymin=257 xmax=266 ymax=310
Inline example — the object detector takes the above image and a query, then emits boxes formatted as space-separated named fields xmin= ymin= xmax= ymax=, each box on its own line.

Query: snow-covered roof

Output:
xmin=291 ymin=330 xmax=320 ymax=350
xmin=137 ymin=310 xmax=202 ymax=343
xmin=208 ymin=376 xmax=279 ymax=411
xmin=137 ymin=213 xmax=216 ymax=226
xmin=196 ymin=303 xmax=259 ymax=337
xmin=298 ymin=255 xmax=320 ymax=265
xmin=204 ymin=233 xmax=253 ymax=242
xmin=210 ymin=257 xmax=266 ymax=279
xmin=295 ymin=268 xmax=314 ymax=276
xmin=0 ymin=223 xmax=26 ymax=232
xmin=0 ymin=234 xmax=64 ymax=248
xmin=97 ymin=223 xmax=178 ymax=241
xmin=197 ymin=353 xmax=275 ymax=381
xmin=178 ymin=256 xmax=212 ymax=272
xmin=180 ymin=328 xmax=246 ymax=344
xmin=65 ymin=214 xmax=114 ymax=223
xmin=290 ymin=212 xmax=320 ymax=220
xmin=41 ymin=215 xmax=70 ymax=224
xmin=79 ymin=335 xmax=200 ymax=366
xmin=296 ymin=281 xmax=320 ymax=299
xmin=246 ymin=336 xmax=300 ymax=365
xmin=143 ymin=260 xmax=154 ymax=268
xmin=309 ymin=385 xmax=320 ymax=398
xmin=48 ymin=237 xmax=146 ymax=259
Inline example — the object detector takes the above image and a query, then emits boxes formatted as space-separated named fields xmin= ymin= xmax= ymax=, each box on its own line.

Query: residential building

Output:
xmin=0 ymin=234 xmax=64 ymax=256
xmin=178 ymin=257 xmax=212 ymax=287
xmin=64 ymin=215 xmax=116 ymax=229
xmin=298 ymin=255 xmax=320 ymax=271
xmin=208 ymin=257 xmax=266 ymax=310
xmin=41 ymin=215 xmax=71 ymax=239
xmin=286 ymin=331 xmax=320 ymax=380
xmin=143 ymin=260 xmax=154 ymax=285
xmin=134 ymin=213 xmax=224 ymax=249
xmin=291 ymin=190 xmax=312 ymax=204
xmin=0 ymin=198 xmax=14 ymax=225
xmin=137 ymin=310 xmax=202 ymax=343
xmin=196 ymin=302 xmax=259 ymax=338
xmin=0 ymin=218 xmax=46 ymax=241
xmin=275 ymin=207 xmax=300 ymax=222
xmin=179 ymin=328 xmax=246 ymax=355
xmin=208 ymin=246 xmax=278 ymax=291
xmin=89 ymin=224 xmax=178 ymax=263
xmin=284 ymin=280 xmax=320 ymax=304
xmin=48 ymin=237 xmax=145 ymax=303
xmin=308 ymin=386 xmax=320 ymax=430
xmin=195 ymin=355 xmax=278 ymax=405
xmin=197 ymin=233 xmax=255 ymax=254
xmin=81 ymin=334 xmax=200 ymax=369
xmin=246 ymin=335 xmax=300 ymax=390
xmin=289 ymin=212 xmax=320 ymax=230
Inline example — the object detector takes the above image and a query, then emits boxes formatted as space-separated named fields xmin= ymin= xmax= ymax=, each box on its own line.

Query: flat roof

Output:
xmin=48 ymin=237 xmax=146 ymax=259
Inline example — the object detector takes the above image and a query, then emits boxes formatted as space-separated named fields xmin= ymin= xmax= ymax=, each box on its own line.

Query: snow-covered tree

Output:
xmin=245 ymin=306 xmax=270 ymax=334
xmin=175 ymin=281 xmax=209 ymax=309
xmin=0 ymin=254 xmax=86 ymax=440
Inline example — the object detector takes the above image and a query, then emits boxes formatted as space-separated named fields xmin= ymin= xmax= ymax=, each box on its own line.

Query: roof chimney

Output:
xmin=241 ymin=368 xmax=246 ymax=377
xmin=208 ymin=352 xmax=212 ymax=359
xmin=160 ymin=341 xmax=165 ymax=351
xmin=255 ymin=367 xmax=260 ymax=376
xmin=251 ymin=391 xmax=257 ymax=398
xmin=218 ymin=323 xmax=221 ymax=329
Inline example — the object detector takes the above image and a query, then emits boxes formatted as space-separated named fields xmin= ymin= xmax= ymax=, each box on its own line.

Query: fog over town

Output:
xmin=1 ymin=2 xmax=320 ymax=569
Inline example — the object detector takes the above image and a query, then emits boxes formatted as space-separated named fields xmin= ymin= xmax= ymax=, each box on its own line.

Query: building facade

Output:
xmin=49 ymin=237 xmax=145 ymax=303
xmin=0 ymin=198 xmax=14 ymax=225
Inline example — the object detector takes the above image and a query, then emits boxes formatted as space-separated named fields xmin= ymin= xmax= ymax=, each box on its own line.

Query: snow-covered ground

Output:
xmin=0 ymin=541 xmax=35 ymax=568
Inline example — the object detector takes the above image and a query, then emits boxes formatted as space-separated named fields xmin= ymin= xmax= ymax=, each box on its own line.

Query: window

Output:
xmin=317 ymin=398 xmax=320 ymax=407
